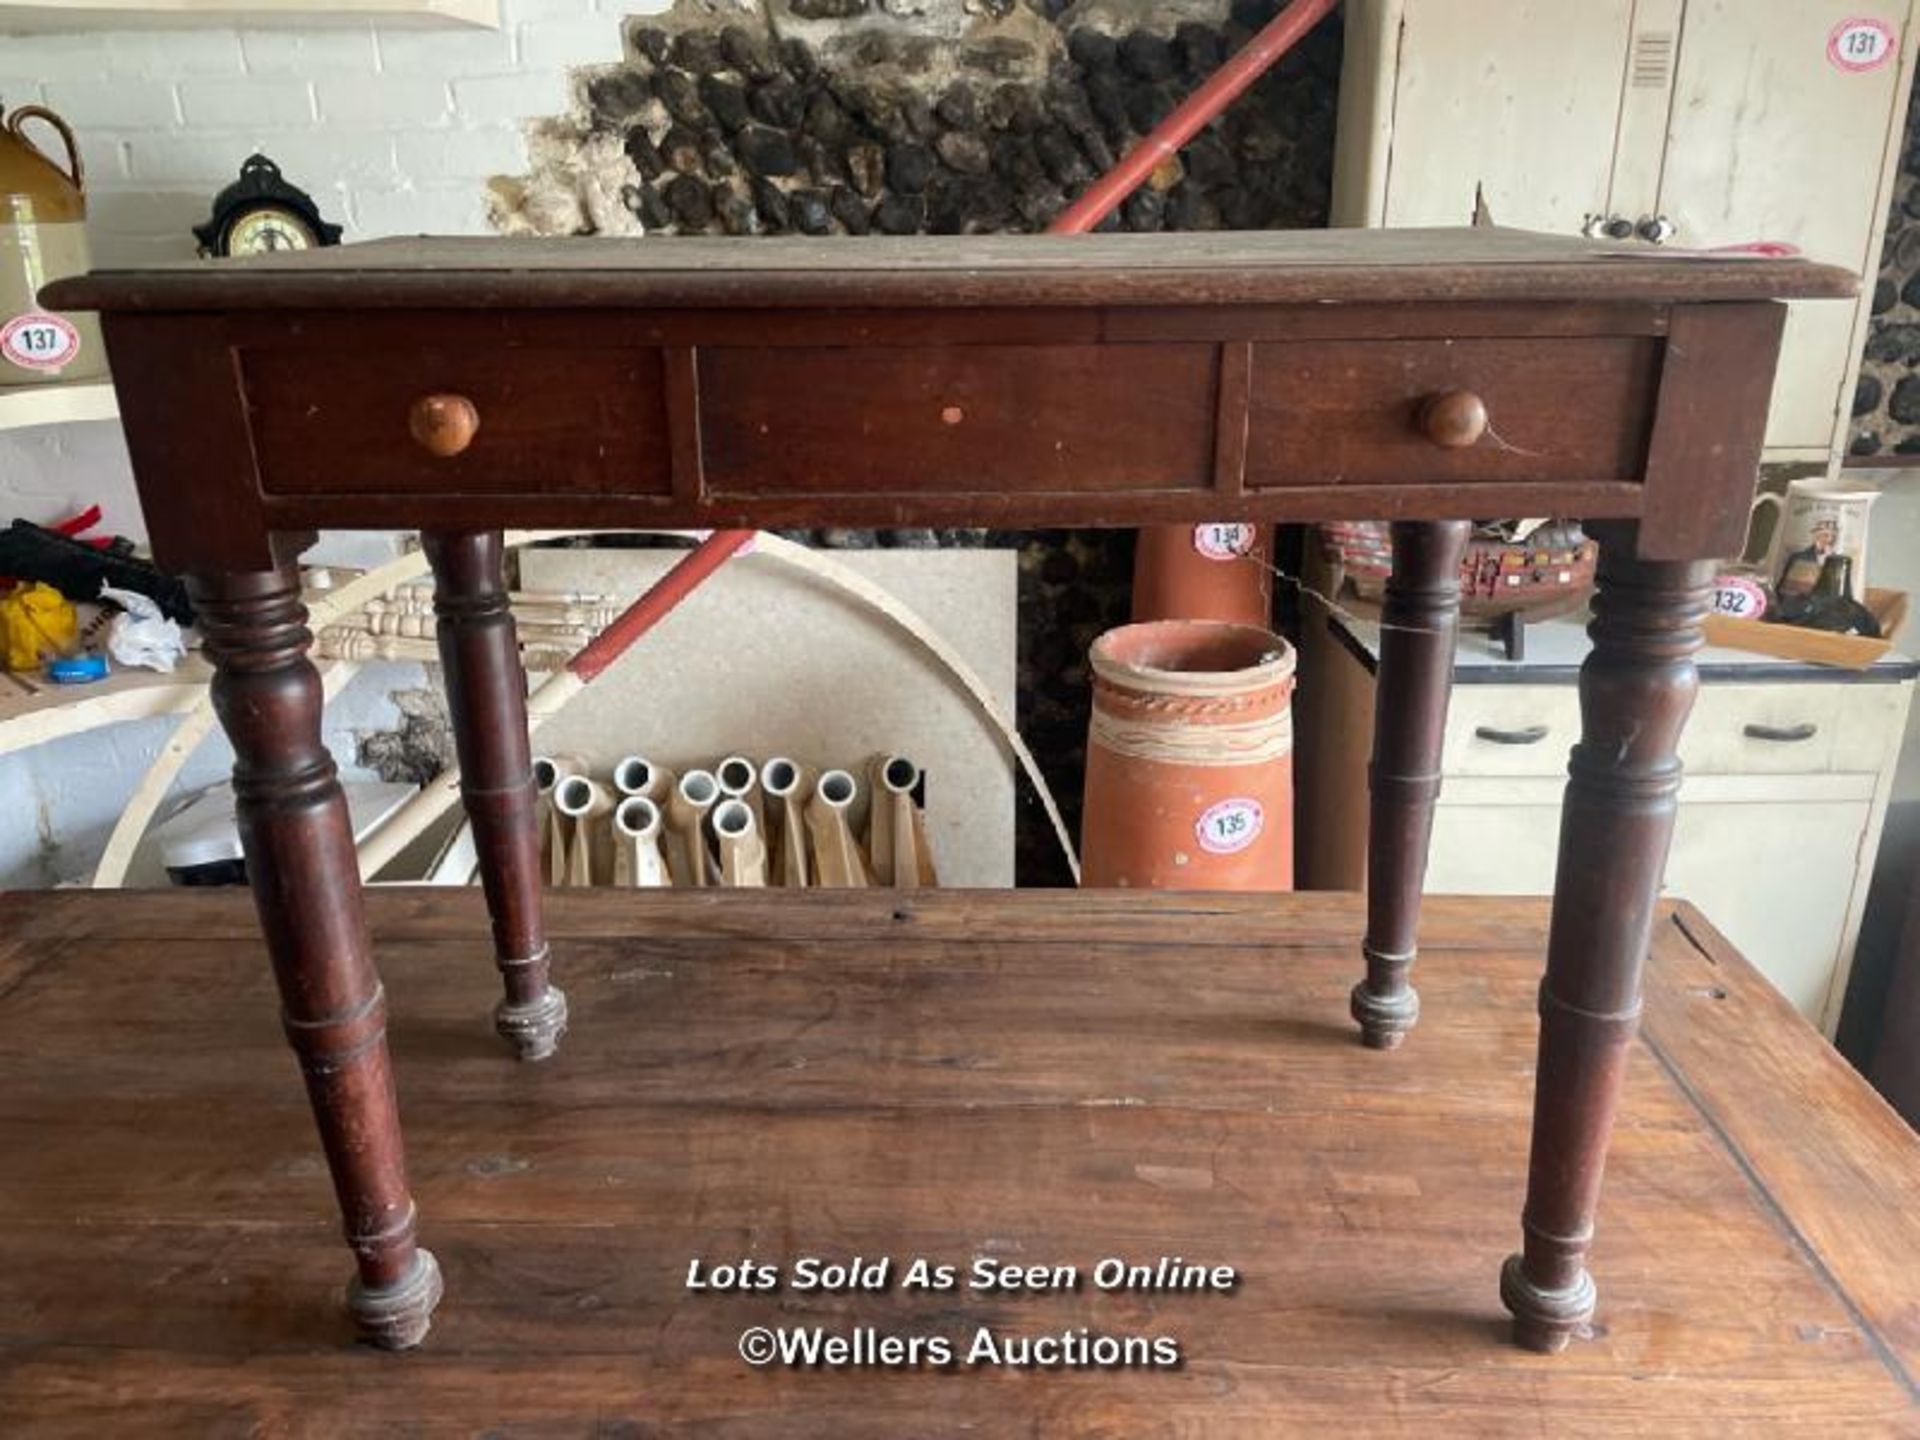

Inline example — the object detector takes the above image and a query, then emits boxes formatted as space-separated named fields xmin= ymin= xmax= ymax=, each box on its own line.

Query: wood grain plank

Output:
xmin=0 ymin=887 xmax=1539 ymax=948
xmin=1100 ymin=299 xmax=1674 ymax=342
xmin=252 ymin=479 xmax=1651 ymax=535
xmin=664 ymin=345 xmax=704 ymax=505
xmin=1211 ymin=341 xmax=1251 ymax=496
xmin=1244 ymin=337 xmax=1661 ymax=490
xmin=46 ymin=229 xmax=1859 ymax=313
xmin=241 ymin=342 xmax=672 ymax=500
xmin=1642 ymin=901 xmax=1920 ymax=1395
xmin=1 ymin=890 xmax=1915 ymax=1434
xmin=1636 ymin=303 xmax=1788 ymax=562
xmin=99 ymin=313 xmax=280 ymax=574
xmin=698 ymin=343 xmax=1218 ymax=498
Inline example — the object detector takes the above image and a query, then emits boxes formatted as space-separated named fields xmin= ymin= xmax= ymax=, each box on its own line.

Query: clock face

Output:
xmin=225 ymin=207 xmax=319 ymax=256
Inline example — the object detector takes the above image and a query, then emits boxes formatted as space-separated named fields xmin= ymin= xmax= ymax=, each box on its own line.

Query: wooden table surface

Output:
xmin=45 ymin=228 xmax=1857 ymax=310
xmin=2 ymin=888 xmax=1914 ymax=1436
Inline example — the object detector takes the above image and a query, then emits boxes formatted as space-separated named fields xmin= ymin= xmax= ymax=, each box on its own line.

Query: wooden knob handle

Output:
xmin=1418 ymin=389 xmax=1488 ymax=449
xmin=408 ymin=393 xmax=479 ymax=458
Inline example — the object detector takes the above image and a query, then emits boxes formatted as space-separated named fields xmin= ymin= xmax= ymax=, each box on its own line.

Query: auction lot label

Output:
xmin=1829 ymin=17 xmax=1896 ymax=72
xmin=688 ymin=1253 xmax=1241 ymax=1371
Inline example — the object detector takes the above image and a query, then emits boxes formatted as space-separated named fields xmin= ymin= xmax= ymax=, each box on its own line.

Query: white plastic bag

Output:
xmin=100 ymin=584 xmax=186 ymax=674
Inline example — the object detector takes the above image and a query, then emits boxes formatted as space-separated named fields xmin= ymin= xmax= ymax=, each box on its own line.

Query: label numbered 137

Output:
xmin=1 ymin=313 xmax=82 ymax=373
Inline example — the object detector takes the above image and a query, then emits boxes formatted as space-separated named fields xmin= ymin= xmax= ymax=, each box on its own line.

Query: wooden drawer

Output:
xmin=1681 ymin=683 xmax=1907 ymax=775
xmin=698 ymin=344 xmax=1218 ymax=496
xmin=1245 ymin=337 xmax=1661 ymax=488
xmin=1444 ymin=681 xmax=1907 ymax=778
xmin=1442 ymin=688 xmax=1580 ymax=777
xmin=240 ymin=345 xmax=673 ymax=497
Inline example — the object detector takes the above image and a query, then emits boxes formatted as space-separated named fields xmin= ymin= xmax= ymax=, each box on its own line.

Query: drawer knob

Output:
xmin=408 ymin=393 xmax=479 ymax=458
xmin=1418 ymin=389 xmax=1489 ymax=449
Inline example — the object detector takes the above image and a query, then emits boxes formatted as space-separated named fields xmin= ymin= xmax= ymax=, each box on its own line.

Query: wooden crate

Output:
xmin=1703 ymin=587 xmax=1908 ymax=670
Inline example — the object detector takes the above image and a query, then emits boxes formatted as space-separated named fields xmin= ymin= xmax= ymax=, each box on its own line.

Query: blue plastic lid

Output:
xmin=44 ymin=653 xmax=109 ymax=684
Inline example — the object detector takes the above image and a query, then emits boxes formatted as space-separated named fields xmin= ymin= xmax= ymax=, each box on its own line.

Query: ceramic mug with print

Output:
xmin=1749 ymin=477 xmax=1879 ymax=603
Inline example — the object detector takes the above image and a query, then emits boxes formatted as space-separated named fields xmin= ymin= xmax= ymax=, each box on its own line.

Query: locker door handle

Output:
xmin=1743 ymin=721 xmax=1818 ymax=743
xmin=1473 ymin=724 xmax=1550 ymax=746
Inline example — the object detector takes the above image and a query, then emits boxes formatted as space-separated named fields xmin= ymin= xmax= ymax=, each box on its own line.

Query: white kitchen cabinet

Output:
xmin=1429 ymin=772 xmax=1881 ymax=1027
xmin=1334 ymin=0 xmax=1920 ymax=468
xmin=1297 ymin=614 xmax=1917 ymax=1035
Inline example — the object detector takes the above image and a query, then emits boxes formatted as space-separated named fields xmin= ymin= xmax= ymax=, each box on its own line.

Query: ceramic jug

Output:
xmin=612 ymin=796 xmax=672 ymax=888
xmin=865 ymin=753 xmax=937 ymax=888
xmin=533 ymin=754 xmax=586 ymax=886
xmin=1 ymin=103 xmax=106 ymax=384
xmin=612 ymin=754 xmax=674 ymax=804
xmin=713 ymin=799 xmax=768 ymax=887
xmin=806 ymin=770 xmax=871 ymax=888
xmin=1749 ymin=476 xmax=1880 ymax=603
xmin=667 ymin=769 xmax=719 ymax=887
xmin=761 ymin=757 xmax=814 ymax=887
xmin=554 ymin=775 xmax=613 ymax=887
xmin=716 ymin=754 xmax=767 ymax=837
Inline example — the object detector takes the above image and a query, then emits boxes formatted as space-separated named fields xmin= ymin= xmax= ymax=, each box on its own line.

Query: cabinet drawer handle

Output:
xmin=1742 ymin=721 xmax=1817 ymax=743
xmin=408 ymin=393 xmax=480 ymax=458
xmin=1418 ymin=388 xmax=1489 ymax=448
xmin=1473 ymin=723 xmax=1549 ymax=746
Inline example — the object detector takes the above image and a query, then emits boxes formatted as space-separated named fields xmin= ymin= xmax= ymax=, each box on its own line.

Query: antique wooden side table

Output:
xmin=48 ymin=230 xmax=1852 ymax=1355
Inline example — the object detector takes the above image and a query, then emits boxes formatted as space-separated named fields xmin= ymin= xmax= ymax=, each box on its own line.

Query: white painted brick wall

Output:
xmin=2 ymin=0 xmax=662 ymax=260
xmin=1 ymin=0 xmax=668 ymax=527
xmin=0 ymin=0 xmax=665 ymax=881
xmin=181 ymin=79 xmax=321 ymax=129
xmin=451 ymin=69 xmax=571 ymax=124
xmin=517 ymin=14 xmax=627 ymax=69
xmin=237 ymin=29 xmax=381 ymax=75
xmin=376 ymin=24 xmax=518 ymax=75
xmin=43 ymin=78 xmax=180 ymax=130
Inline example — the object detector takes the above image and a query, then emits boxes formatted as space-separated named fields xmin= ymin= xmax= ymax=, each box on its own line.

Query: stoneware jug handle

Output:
xmin=6 ymin=105 xmax=83 ymax=191
xmin=1744 ymin=490 xmax=1783 ymax=566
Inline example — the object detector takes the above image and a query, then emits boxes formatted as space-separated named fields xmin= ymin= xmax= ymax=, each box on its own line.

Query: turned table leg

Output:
xmin=189 ymin=563 xmax=442 ymax=1348
xmin=423 ymin=530 xmax=567 ymax=1061
xmin=1500 ymin=525 xmax=1713 ymax=1353
xmin=1352 ymin=519 xmax=1471 ymax=1049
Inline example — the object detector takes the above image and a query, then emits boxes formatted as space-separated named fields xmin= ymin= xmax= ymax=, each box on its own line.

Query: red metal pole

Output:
xmin=1049 ymin=0 xmax=1340 ymax=236
xmin=568 ymin=530 xmax=756 ymax=683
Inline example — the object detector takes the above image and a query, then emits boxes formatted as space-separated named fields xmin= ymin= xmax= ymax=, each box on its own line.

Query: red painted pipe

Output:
xmin=1048 ymin=0 xmax=1339 ymax=236
xmin=569 ymin=530 xmax=756 ymax=683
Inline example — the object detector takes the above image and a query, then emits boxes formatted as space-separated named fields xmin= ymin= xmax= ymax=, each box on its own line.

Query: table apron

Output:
xmin=97 ymin=298 xmax=1781 ymax=573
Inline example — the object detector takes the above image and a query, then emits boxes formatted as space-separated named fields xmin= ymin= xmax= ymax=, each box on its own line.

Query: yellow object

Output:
xmin=0 ymin=582 xmax=78 ymax=669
